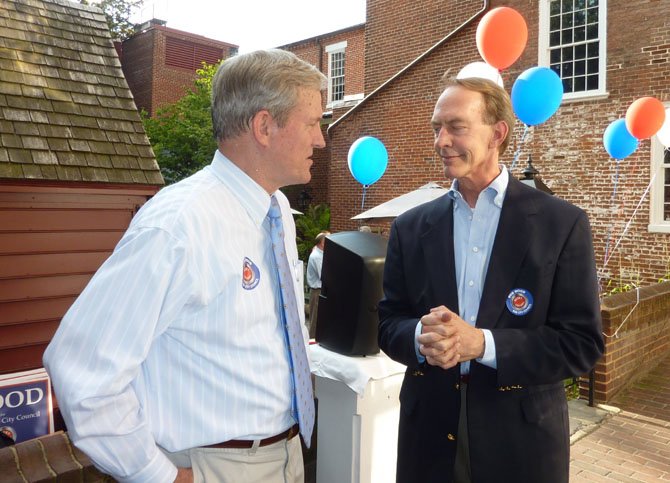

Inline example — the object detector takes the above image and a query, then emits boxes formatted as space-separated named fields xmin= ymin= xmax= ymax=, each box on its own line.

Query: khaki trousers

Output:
xmin=162 ymin=435 xmax=304 ymax=483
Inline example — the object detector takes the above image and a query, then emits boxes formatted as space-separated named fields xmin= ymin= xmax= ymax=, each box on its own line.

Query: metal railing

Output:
xmin=564 ymin=369 xmax=596 ymax=406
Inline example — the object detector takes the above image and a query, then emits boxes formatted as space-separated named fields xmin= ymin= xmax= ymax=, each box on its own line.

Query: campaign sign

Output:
xmin=0 ymin=369 xmax=53 ymax=444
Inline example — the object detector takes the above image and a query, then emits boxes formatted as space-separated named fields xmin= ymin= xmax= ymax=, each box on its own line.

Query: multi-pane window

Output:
xmin=650 ymin=133 xmax=670 ymax=232
xmin=326 ymin=41 xmax=346 ymax=105
xmin=330 ymin=51 xmax=345 ymax=102
xmin=539 ymin=0 xmax=607 ymax=98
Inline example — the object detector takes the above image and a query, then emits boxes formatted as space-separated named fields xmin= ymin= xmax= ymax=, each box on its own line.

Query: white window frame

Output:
xmin=649 ymin=112 xmax=670 ymax=233
xmin=326 ymin=41 xmax=346 ymax=107
xmin=538 ymin=0 xmax=608 ymax=101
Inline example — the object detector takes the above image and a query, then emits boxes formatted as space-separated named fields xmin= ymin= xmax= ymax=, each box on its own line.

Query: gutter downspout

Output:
xmin=327 ymin=0 xmax=490 ymax=136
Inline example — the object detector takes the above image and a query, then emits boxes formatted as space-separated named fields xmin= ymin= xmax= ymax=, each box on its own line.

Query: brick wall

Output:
xmin=308 ymin=124 xmax=332 ymax=208
xmin=529 ymin=0 xmax=670 ymax=287
xmin=364 ymin=0 xmax=484 ymax=92
xmin=282 ymin=24 xmax=366 ymax=114
xmin=119 ymin=30 xmax=155 ymax=114
xmin=328 ymin=0 xmax=670 ymax=286
xmin=588 ymin=281 xmax=670 ymax=403
xmin=281 ymin=26 xmax=365 ymax=214
xmin=120 ymin=26 xmax=237 ymax=116
xmin=152 ymin=28 xmax=237 ymax=115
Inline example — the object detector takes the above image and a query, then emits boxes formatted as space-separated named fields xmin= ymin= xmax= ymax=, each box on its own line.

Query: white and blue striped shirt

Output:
xmin=43 ymin=150 xmax=306 ymax=483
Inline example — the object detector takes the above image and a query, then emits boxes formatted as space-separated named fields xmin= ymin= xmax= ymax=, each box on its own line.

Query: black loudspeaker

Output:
xmin=315 ymin=231 xmax=387 ymax=356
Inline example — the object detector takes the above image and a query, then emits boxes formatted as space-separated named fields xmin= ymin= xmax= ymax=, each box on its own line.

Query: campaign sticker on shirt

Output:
xmin=242 ymin=257 xmax=260 ymax=290
xmin=506 ymin=288 xmax=533 ymax=316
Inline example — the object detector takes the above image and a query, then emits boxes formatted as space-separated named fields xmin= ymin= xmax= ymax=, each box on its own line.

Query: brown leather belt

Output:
xmin=202 ymin=424 xmax=299 ymax=449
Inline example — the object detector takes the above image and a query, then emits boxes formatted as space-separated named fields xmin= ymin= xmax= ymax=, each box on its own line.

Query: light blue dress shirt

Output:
xmin=306 ymin=246 xmax=324 ymax=289
xmin=43 ymin=151 xmax=307 ymax=483
xmin=416 ymin=166 xmax=509 ymax=372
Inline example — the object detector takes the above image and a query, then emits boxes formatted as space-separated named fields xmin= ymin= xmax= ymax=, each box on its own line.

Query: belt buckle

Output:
xmin=287 ymin=424 xmax=299 ymax=440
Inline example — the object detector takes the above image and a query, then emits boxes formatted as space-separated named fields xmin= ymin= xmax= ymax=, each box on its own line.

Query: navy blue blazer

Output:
xmin=378 ymin=177 xmax=604 ymax=483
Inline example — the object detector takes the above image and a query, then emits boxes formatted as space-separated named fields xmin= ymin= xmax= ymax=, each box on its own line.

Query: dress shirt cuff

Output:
xmin=415 ymin=321 xmax=426 ymax=363
xmin=116 ymin=449 xmax=177 ymax=483
xmin=476 ymin=329 xmax=497 ymax=369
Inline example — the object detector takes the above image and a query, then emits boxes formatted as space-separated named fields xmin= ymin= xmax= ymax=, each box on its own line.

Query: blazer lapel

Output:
xmin=420 ymin=195 xmax=460 ymax=313
xmin=477 ymin=178 xmax=538 ymax=330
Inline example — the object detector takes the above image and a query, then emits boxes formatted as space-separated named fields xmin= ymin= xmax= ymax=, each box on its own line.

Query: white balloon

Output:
xmin=655 ymin=107 xmax=670 ymax=148
xmin=457 ymin=61 xmax=504 ymax=87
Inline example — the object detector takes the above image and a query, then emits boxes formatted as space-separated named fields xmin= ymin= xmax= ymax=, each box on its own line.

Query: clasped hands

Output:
xmin=418 ymin=305 xmax=485 ymax=370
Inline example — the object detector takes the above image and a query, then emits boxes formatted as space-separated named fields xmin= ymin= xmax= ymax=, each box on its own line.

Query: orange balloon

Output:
xmin=476 ymin=7 xmax=528 ymax=70
xmin=625 ymin=97 xmax=666 ymax=139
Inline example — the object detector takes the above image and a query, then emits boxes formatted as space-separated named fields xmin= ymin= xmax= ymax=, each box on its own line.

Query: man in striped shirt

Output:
xmin=44 ymin=49 xmax=327 ymax=483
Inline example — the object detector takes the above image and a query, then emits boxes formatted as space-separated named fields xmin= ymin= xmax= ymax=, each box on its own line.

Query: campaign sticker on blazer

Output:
xmin=506 ymin=288 xmax=533 ymax=316
xmin=242 ymin=257 xmax=260 ymax=290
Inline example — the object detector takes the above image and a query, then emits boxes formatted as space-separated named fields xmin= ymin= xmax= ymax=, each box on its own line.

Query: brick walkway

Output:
xmin=570 ymin=353 xmax=670 ymax=482
xmin=307 ymin=354 xmax=670 ymax=483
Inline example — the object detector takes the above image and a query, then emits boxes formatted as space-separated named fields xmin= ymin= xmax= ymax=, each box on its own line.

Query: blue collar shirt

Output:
xmin=448 ymin=165 xmax=508 ymax=373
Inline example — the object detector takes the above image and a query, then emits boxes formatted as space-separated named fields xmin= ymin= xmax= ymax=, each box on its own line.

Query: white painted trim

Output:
xmin=648 ymin=224 xmax=670 ymax=234
xmin=649 ymin=118 xmax=670 ymax=232
xmin=325 ymin=40 xmax=347 ymax=53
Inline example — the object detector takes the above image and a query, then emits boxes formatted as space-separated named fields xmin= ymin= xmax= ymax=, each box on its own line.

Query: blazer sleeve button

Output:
xmin=447 ymin=433 xmax=456 ymax=441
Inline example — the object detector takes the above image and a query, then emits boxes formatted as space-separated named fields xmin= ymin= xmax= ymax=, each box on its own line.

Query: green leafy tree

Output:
xmin=142 ymin=63 xmax=219 ymax=184
xmin=295 ymin=204 xmax=331 ymax=262
xmin=79 ymin=0 xmax=144 ymax=40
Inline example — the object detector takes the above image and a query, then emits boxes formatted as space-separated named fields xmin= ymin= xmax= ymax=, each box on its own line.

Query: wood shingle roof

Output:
xmin=0 ymin=0 xmax=163 ymax=185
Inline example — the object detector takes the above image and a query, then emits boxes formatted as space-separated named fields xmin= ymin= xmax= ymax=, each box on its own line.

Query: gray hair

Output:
xmin=211 ymin=49 xmax=327 ymax=141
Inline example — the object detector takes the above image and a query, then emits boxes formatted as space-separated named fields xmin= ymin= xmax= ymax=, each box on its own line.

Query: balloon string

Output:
xmin=611 ymin=160 xmax=620 ymax=201
xmin=361 ymin=184 xmax=368 ymax=211
xmin=601 ymin=165 xmax=659 ymax=272
xmin=511 ymin=124 xmax=529 ymax=170
xmin=602 ymin=159 xmax=621 ymax=267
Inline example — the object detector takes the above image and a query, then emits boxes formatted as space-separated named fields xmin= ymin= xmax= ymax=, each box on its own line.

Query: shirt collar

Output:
xmin=208 ymin=150 xmax=272 ymax=227
xmin=446 ymin=164 xmax=509 ymax=208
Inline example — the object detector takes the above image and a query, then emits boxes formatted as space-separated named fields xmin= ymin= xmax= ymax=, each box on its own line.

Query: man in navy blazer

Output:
xmin=378 ymin=76 xmax=604 ymax=483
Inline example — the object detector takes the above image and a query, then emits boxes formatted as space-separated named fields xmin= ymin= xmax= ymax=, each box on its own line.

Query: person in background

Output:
xmin=43 ymin=49 xmax=326 ymax=483
xmin=306 ymin=230 xmax=330 ymax=338
xmin=378 ymin=76 xmax=604 ymax=483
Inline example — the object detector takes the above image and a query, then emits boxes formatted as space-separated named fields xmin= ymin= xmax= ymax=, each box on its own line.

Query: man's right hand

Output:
xmin=417 ymin=306 xmax=461 ymax=369
xmin=175 ymin=468 xmax=194 ymax=483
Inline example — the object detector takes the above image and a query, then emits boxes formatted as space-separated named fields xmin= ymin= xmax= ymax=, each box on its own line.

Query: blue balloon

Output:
xmin=347 ymin=136 xmax=388 ymax=186
xmin=511 ymin=67 xmax=564 ymax=126
xmin=603 ymin=119 xmax=638 ymax=160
